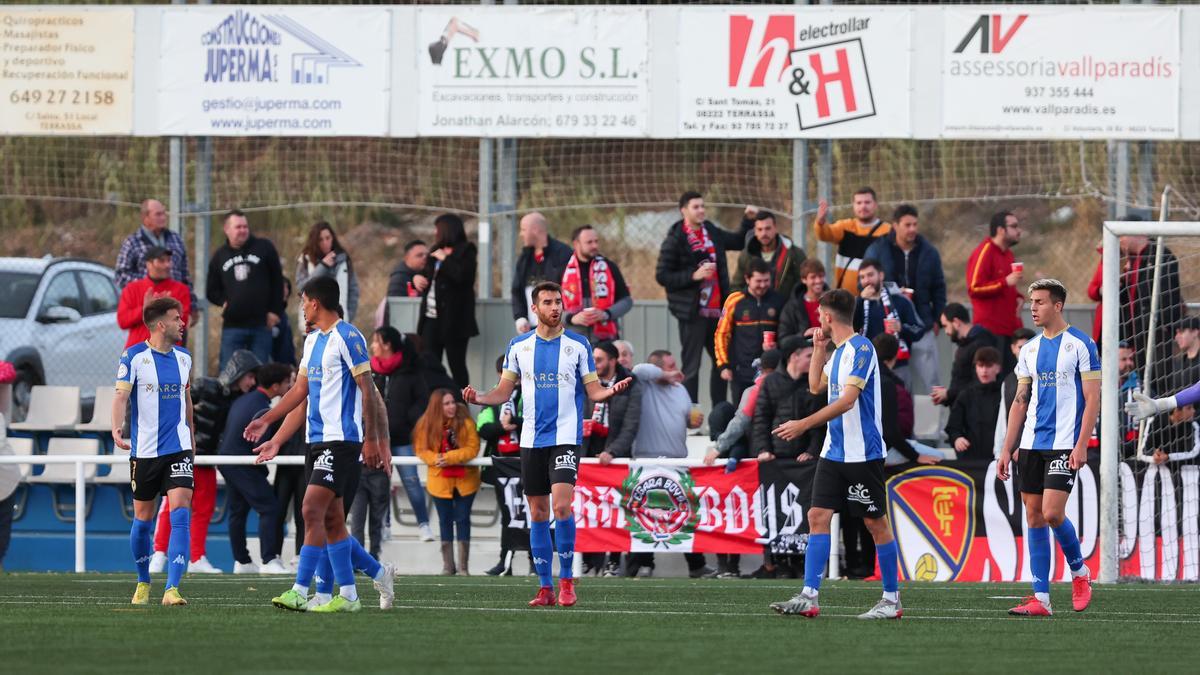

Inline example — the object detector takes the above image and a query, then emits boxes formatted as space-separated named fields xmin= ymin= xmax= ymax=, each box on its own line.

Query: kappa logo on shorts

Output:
xmin=554 ymin=452 xmax=578 ymax=473
xmin=313 ymin=449 xmax=335 ymax=472
xmin=847 ymin=483 xmax=873 ymax=505
xmin=169 ymin=458 xmax=193 ymax=479
xmin=1047 ymin=456 xmax=1073 ymax=477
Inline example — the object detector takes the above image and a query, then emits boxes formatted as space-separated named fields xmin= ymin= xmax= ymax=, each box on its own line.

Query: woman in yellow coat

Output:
xmin=414 ymin=388 xmax=481 ymax=575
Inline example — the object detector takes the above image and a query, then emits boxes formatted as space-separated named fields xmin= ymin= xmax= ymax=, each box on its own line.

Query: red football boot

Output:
xmin=557 ymin=578 xmax=577 ymax=607
xmin=1008 ymin=596 xmax=1053 ymax=616
xmin=1072 ymin=569 xmax=1093 ymax=612
xmin=528 ymin=586 xmax=557 ymax=608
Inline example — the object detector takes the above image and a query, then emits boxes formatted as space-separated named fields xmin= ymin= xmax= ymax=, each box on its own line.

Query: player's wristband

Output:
xmin=1158 ymin=396 xmax=1180 ymax=414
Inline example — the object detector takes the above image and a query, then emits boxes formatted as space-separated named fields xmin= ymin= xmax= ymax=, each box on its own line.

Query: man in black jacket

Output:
xmin=752 ymin=337 xmax=823 ymax=462
xmin=945 ymin=346 xmax=1004 ymax=462
xmin=386 ymin=240 xmax=430 ymax=299
xmin=512 ymin=212 xmax=572 ymax=334
xmin=207 ymin=210 xmax=286 ymax=370
xmin=872 ymin=332 xmax=942 ymax=467
xmin=655 ymin=190 xmax=753 ymax=405
xmin=1120 ymin=234 xmax=1183 ymax=369
xmin=932 ymin=303 xmax=1000 ymax=408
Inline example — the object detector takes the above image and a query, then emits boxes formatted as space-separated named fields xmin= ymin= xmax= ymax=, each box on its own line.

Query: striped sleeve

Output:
xmin=1077 ymin=331 xmax=1101 ymax=380
xmin=967 ymin=242 xmax=1005 ymax=298
xmin=713 ymin=292 xmax=742 ymax=369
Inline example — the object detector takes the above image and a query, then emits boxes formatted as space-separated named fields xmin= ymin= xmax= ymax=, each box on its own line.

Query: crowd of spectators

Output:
xmin=87 ymin=187 xmax=1197 ymax=578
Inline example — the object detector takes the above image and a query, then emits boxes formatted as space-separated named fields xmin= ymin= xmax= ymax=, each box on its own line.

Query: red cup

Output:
xmin=583 ymin=420 xmax=595 ymax=437
xmin=763 ymin=330 xmax=777 ymax=350
xmin=901 ymin=287 xmax=914 ymax=301
xmin=1011 ymin=262 xmax=1024 ymax=273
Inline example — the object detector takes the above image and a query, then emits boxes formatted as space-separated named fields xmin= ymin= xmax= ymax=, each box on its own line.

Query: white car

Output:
xmin=0 ymin=257 xmax=126 ymax=421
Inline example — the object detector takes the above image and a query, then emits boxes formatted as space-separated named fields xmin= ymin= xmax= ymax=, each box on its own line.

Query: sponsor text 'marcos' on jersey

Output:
xmin=820 ymin=333 xmax=884 ymax=463
xmin=1016 ymin=326 xmax=1100 ymax=450
xmin=116 ymin=342 xmax=193 ymax=458
xmin=501 ymin=328 xmax=597 ymax=448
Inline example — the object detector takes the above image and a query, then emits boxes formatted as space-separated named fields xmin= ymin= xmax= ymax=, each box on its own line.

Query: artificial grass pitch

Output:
xmin=0 ymin=574 xmax=1194 ymax=674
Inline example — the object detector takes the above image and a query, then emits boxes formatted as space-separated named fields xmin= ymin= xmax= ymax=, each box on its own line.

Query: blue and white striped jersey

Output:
xmin=821 ymin=334 xmax=884 ymax=463
xmin=301 ymin=320 xmax=372 ymax=444
xmin=116 ymin=342 xmax=193 ymax=459
xmin=1015 ymin=326 xmax=1100 ymax=450
xmin=501 ymin=328 xmax=597 ymax=448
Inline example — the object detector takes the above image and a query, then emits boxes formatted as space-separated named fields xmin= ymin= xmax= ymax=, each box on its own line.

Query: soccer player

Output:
xmin=997 ymin=279 xmax=1098 ymax=616
xmin=463 ymin=281 xmax=630 ymax=607
xmin=245 ymin=276 xmax=394 ymax=613
xmin=767 ymin=289 xmax=902 ymax=619
xmin=113 ymin=297 xmax=195 ymax=606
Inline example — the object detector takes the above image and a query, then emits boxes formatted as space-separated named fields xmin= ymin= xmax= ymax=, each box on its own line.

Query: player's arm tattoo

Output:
xmin=1016 ymin=381 xmax=1032 ymax=405
xmin=358 ymin=373 xmax=390 ymax=445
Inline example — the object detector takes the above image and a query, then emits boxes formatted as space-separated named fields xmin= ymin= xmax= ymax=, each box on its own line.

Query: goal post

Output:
xmin=1101 ymin=202 xmax=1200 ymax=584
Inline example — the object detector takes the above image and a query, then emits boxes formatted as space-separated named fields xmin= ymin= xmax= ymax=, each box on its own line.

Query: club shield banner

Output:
xmin=157 ymin=6 xmax=391 ymax=135
xmin=482 ymin=456 xmax=1197 ymax=581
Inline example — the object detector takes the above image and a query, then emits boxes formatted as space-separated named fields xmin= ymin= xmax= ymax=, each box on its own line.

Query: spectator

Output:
xmin=1142 ymin=404 xmax=1199 ymax=466
xmin=812 ymin=187 xmax=892 ymax=294
xmin=933 ymin=303 xmax=1000 ymax=408
xmin=655 ymin=191 xmax=753 ymax=405
xmin=116 ymin=246 xmax=191 ymax=348
xmin=0 ymin=427 xmax=19 ymax=573
xmin=271 ymin=278 xmax=297 ymax=366
xmin=627 ymin=350 xmax=716 ymax=578
xmin=371 ymin=326 xmax=434 ymax=542
xmin=853 ymin=259 xmax=923 ymax=383
xmin=418 ymin=214 xmax=478 ymax=388
xmin=295 ymin=221 xmax=359 ymax=325
xmin=1001 ymin=328 xmax=1036 ymax=415
xmin=716 ymin=258 xmax=786 ymax=405
xmin=614 ymin=340 xmax=635 ymax=371
xmin=477 ymin=355 xmax=526 ymax=577
xmin=580 ymin=341 xmax=642 ymax=576
xmin=1086 ymin=241 xmax=1105 ymax=344
xmin=114 ymin=199 xmax=193 ymax=299
xmin=206 ymin=210 xmax=285 ymax=369
xmin=409 ymin=333 xmax=460 ymax=402
xmin=1156 ymin=317 xmax=1200 ymax=397
xmin=872 ymin=333 xmax=942 ymax=467
xmin=864 ymin=204 xmax=947 ymax=393
xmin=349 ymin=463 xmax=390 ymax=561
xmin=748 ymin=337 xmax=823 ymax=579
xmin=272 ymin=366 xmax=307 ymax=561
xmin=779 ymin=258 xmax=826 ymax=341
xmin=705 ymin=349 xmax=781 ymax=472
xmin=380 ymin=240 xmax=430 ymax=329
xmin=149 ymin=350 xmax=260 ymax=575
xmin=945 ymin=347 xmax=1005 ymax=462
xmin=966 ymin=211 xmax=1024 ymax=363
xmin=218 ymin=362 xmax=292 ymax=574
xmin=414 ymin=389 xmax=481 ymax=576
xmin=512 ymin=212 xmax=572 ymax=334
xmin=733 ymin=208 xmax=806 ymax=300
xmin=1120 ymin=233 xmax=1184 ymax=370
xmin=562 ymin=225 xmax=633 ymax=342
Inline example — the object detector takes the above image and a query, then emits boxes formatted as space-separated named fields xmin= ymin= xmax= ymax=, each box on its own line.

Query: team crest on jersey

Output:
xmin=565 ymin=345 xmax=574 ymax=356
xmin=741 ymin=310 xmax=750 ymax=320
xmin=767 ymin=308 xmax=776 ymax=317
xmin=621 ymin=467 xmax=700 ymax=549
xmin=886 ymin=467 xmax=976 ymax=582
xmin=117 ymin=364 xmax=128 ymax=379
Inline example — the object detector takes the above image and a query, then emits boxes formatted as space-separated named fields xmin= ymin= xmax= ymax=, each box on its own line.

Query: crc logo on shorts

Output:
xmin=1048 ymin=455 xmax=1073 ymax=477
xmin=847 ymin=483 xmax=874 ymax=508
xmin=886 ymin=467 xmax=976 ymax=582
xmin=170 ymin=457 xmax=193 ymax=479
xmin=620 ymin=467 xmax=700 ymax=548
xmin=313 ymin=449 xmax=335 ymax=473
xmin=554 ymin=451 xmax=577 ymax=473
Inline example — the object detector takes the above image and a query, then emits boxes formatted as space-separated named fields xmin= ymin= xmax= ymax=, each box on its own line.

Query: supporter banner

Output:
xmin=490 ymin=458 xmax=531 ymax=551
xmin=415 ymin=6 xmax=649 ymax=137
xmin=0 ymin=9 xmax=134 ymax=134
xmin=676 ymin=7 xmax=911 ymax=139
xmin=157 ymin=7 xmax=390 ymax=136
xmin=941 ymin=8 xmax=1179 ymax=139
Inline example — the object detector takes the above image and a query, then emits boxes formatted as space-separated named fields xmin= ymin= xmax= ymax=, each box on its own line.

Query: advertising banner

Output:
xmin=942 ymin=8 xmax=1180 ymax=139
xmin=676 ymin=7 xmax=911 ymax=138
xmin=0 ymin=9 xmax=134 ymax=134
xmin=415 ymin=6 xmax=649 ymax=137
xmin=157 ymin=7 xmax=390 ymax=136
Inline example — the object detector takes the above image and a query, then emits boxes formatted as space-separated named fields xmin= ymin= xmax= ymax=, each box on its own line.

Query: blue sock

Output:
xmin=877 ymin=540 xmax=899 ymax=593
xmin=327 ymin=538 xmax=355 ymax=586
xmin=130 ymin=518 xmax=153 ymax=583
xmin=350 ymin=536 xmax=382 ymax=579
xmin=294 ymin=544 xmax=322 ymax=594
xmin=1052 ymin=518 xmax=1085 ymax=573
xmin=166 ymin=508 xmax=190 ymax=590
xmin=555 ymin=517 xmax=576 ymax=580
xmin=804 ymin=533 xmax=831 ymax=592
xmin=1029 ymin=526 xmax=1051 ymax=595
xmin=315 ymin=546 xmax=335 ymax=595
xmin=530 ymin=520 xmax=554 ymax=588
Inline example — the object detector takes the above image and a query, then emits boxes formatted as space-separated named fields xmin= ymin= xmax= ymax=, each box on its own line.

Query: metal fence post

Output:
xmin=478 ymin=139 xmax=494 ymax=298
xmin=194 ymin=137 xmax=213 ymax=376
xmin=792 ymin=140 xmax=809 ymax=253
xmin=817 ymin=140 xmax=834 ymax=274
xmin=75 ymin=461 xmax=86 ymax=573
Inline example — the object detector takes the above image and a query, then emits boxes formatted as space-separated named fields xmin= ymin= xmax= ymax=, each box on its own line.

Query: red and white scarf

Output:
xmin=685 ymin=224 xmax=723 ymax=318
xmin=561 ymin=254 xmax=619 ymax=340
xmin=860 ymin=287 xmax=910 ymax=361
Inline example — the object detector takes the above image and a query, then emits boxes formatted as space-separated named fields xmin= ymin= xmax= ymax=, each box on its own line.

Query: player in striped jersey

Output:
xmin=998 ymin=279 xmax=1098 ymax=616
xmin=463 ymin=281 xmax=630 ymax=608
xmin=245 ymin=276 xmax=394 ymax=613
xmin=768 ymin=289 xmax=903 ymax=620
xmin=112 ymin=297 xmax=195 ymax=606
